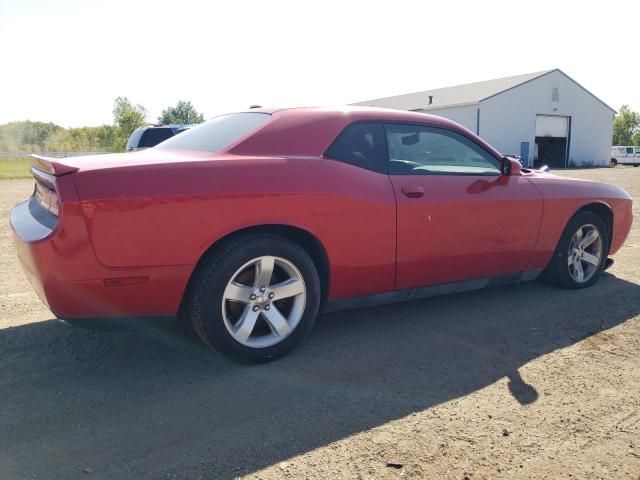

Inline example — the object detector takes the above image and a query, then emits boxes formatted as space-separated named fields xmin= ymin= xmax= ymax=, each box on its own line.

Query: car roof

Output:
xmin=228 ymin=106 xmax=502 ymax=159
xmin=240 ymin=105 xmax=459 ymax=126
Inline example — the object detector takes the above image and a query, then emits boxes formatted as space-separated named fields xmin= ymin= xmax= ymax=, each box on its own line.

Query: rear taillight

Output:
xmin=31 ymin=166 xmax=59 ymax=216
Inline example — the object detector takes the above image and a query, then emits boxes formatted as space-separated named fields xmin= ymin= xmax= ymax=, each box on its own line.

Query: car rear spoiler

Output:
xmin=30 ymin=154 xmax=79 ymax=176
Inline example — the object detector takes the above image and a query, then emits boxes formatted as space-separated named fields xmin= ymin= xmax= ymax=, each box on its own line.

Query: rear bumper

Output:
xmin=11 ymin=195 xmax=192 ymax=319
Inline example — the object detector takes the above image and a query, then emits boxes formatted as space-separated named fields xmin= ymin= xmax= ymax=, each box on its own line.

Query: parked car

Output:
xmin=11 ymin=107 xmax=633 ymax=362
xmin=611 ymin=146 xmax=640 ymax=167
xmin=125 ymin=124 xmax=191 ymax=151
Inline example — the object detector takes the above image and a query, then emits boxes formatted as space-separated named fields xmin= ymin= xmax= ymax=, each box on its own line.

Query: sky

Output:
xmin=0 ymin=0 xmax=638 ymax=127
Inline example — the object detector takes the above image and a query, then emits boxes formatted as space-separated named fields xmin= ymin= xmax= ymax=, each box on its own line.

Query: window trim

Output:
xmin=383 ymin=122 xmax=502 ymax=177
xmin=322 ymin=121 xmax=388 ymax=174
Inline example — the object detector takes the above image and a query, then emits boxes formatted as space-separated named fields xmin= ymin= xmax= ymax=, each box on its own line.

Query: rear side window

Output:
xmin=156 ymin=113 xmax=271 ymax=152
xmin=140 ymin=128 xmax=175 ymax=148
xmin=325 ymin=122 xmax=386 ymax=172
xmin=626 ymin=147 xmax=634 ymax=154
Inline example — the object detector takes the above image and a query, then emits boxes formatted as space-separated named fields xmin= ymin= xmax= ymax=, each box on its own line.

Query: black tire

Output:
xmin=542 ymin=211 xmax=609 ymax=289
xmin=186 ymin=234 xmax=321 ymax=362
xmin=610 ymin=159 xmax=617 ymax=167
xmin=634 ymin=164 xmax=639 ymax=167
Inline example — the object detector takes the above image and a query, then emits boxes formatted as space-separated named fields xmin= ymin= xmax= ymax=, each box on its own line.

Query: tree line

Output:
xmin=0 ymin=98 xmax=204 ymax=153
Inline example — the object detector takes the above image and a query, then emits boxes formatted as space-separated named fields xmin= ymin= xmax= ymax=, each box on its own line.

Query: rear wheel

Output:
xmin=610 ymin=158 xmax=617 ymax=167
xmin=187 ymin=234 xmax=321 ymax=362
xmin=543 ymin=211 xmax=609 ymax=289
xmin=634 ymin=164 xmax=639 ymax=167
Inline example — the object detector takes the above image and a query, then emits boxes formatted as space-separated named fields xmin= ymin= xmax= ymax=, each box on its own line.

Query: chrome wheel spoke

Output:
xmin=580 ymin=229 xmax=599 ymax=249
xmin=262 ymin=305 xmax=292 ymax=337
xmin=573 ymin=259 xmax=585 ymax=282
xmin=574 ymin=227 xmax=584 ymax=245
xmin=567 ymin=252 xmax=575 ymax=266
xmin=224 ymin=282 xmax=254 ymax=303
xmin=271 ymin=278 xmax=305 ymax=301
xmin=233 ymin=306 xmax=260 ymax=343
xmin=582 ymin=252 xmax=600 ymax=266
xmin=254 ymin=256 xmax=275 ymax=288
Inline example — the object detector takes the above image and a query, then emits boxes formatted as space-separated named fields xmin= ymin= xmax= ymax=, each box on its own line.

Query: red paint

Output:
xmin=11 ymin=107 xmax=633 ymax=319
xmin=391 ymin=174 xmax=543 ymax=289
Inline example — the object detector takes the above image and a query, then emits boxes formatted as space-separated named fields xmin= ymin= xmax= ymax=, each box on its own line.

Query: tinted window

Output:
xmin=140 ymin=128 xmax=175 ymax=148
xmin=386 ymin=124 xmax=500 ymax=175
xmin=626 ymin=147 xmax=634 ymax=154
xmin=156 ymin=113 xmax=270 ymax=152
xmin=126 ymin=127 xmax=145 ymax=150
xmin=325 ymin=122 xmax=386 ymax=172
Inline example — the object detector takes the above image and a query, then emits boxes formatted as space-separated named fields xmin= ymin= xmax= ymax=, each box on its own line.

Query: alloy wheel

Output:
xmin=221 ymin=256 xmax=306 ymax=348
xmin=567 ymin=224 xmax=603 ymax=283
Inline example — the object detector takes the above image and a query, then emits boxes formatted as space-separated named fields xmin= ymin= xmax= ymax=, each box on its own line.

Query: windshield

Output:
xmin=155 ymin=112 xmax=271 ymax=152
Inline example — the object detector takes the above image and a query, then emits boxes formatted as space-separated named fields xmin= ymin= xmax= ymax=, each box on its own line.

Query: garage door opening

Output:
xmin=534 ymin=115 xmax=570 ymax=169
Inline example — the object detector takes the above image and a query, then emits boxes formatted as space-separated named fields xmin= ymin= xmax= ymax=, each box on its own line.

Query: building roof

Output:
xmin=352 ymin=69 xmax=615 ymax=113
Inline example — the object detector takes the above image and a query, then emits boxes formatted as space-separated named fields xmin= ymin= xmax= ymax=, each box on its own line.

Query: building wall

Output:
xmin=478 ymin=70 xmax=614 ymax=166
xmin=420 ymin=105 xmax=478 ymax=133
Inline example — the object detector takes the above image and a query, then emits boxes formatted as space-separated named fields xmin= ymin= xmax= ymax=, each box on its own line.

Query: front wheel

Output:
xmin=610 ymin=158 xmax=617 ymax=167
xmin=543 ymin=211 xmax=609 ymax=289
xmin=187 ymin=234 xmax=321 ymax=362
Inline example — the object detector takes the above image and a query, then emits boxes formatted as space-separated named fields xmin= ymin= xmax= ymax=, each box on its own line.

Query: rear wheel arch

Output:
xmin=181 ymin=224 xmax=331 ymax=314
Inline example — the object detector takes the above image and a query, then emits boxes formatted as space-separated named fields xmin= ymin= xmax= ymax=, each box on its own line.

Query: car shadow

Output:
xmin=1 ymin=273 xmax=639 ymax=479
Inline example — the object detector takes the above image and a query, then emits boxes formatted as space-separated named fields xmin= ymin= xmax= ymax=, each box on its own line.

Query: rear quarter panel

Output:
xmin=72 ymin=156 xmax=397 ymax=300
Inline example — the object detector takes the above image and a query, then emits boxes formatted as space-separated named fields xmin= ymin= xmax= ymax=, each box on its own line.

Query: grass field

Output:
xmin=0 ymin=157 xmax=31 ymax=179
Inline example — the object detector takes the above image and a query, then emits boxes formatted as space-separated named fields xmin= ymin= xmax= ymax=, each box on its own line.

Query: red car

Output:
xmin=11 ymin=107 xmax=633 ymax=361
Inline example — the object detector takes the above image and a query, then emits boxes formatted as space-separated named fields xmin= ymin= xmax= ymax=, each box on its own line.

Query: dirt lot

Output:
xmin=1 ymin=168 xmax=639 ymax=480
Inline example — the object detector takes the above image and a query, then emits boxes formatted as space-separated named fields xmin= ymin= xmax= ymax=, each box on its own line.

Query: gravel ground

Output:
xmin=0 ymin=168 xmax=639 ymax=480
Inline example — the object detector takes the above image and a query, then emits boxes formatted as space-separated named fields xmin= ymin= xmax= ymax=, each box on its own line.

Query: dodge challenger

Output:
xmin=10 ymin=107 xmax=633 ymax=361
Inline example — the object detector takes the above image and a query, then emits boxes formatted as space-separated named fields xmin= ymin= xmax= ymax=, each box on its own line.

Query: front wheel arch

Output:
xmin=543 ymin=209 xmax=610 ymax=288
xmin=574 ymin=203 xmax=613 ymax=253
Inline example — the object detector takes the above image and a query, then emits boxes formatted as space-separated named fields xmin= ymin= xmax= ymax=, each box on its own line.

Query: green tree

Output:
xmin=158 ymin=100 xmax=204 ymax=125
xmin=612 ymin=105 xmax=640 ymax=146
xmin=112 ymin=96 xmax=147 ymax=151
xmin=97 ymin=125 xmax=118 ymax=151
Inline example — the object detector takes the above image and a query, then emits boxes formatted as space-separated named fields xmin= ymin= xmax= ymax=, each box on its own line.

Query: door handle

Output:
xmin=401 ymin=186 xmax=424 ymax=198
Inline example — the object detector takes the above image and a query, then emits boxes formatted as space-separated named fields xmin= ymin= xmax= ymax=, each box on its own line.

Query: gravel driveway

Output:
xmin=1 ymin=168 xmax=639 ymax=480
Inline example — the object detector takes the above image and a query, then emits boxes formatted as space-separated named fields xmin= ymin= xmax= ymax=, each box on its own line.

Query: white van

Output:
xmin=611 ymin=146 xmax=640 ymax=167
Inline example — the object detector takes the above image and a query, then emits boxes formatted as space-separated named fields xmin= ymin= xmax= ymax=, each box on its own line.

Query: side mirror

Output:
xmin=500 ymin=156 xmax=522 ymax=176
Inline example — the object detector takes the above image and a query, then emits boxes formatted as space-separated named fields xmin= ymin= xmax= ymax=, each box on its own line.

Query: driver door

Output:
xmin=385 ymin=123 xmax=543 ymax=290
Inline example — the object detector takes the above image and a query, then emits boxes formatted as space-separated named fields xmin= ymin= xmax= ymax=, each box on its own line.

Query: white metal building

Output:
xmin=353 ymin=69 xmax=616 ymax=168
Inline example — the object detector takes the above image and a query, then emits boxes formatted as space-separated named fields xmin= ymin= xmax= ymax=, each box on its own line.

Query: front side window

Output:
xmin=386 ymin=124 xmax=500 ymax=175
xmin=325 ymin=122 xmax=386 ymax=172
xmin=156 ymin=112 xmax=271 ymax=152
xmin=626 ymin=147 xmax=634 ymax=154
